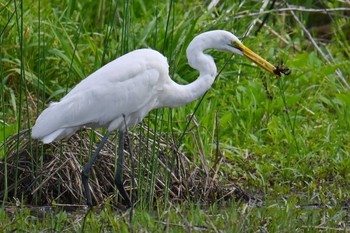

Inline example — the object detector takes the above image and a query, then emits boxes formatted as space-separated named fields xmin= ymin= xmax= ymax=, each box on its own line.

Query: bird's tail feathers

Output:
xmin=31 ymin=102 xmax=79 ymax=143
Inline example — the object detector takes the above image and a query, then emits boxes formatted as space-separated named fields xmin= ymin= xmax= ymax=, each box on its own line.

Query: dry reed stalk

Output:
xmin=0 ymin=126 xmax=252 ymax=207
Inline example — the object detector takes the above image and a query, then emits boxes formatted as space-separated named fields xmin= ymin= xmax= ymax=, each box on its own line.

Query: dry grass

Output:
xmin=0 ymin=127 xmax=252 ymax=207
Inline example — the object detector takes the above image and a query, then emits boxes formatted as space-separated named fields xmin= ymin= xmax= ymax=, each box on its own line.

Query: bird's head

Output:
xmin=199 ymin=30 xmax=279 ymax=76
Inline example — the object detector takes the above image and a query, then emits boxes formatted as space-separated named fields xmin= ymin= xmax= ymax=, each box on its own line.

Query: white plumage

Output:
xmin=32 ymin=30 xmax=276 ymax=144
xmin=32 ymin=49 xmax=168 ymax=143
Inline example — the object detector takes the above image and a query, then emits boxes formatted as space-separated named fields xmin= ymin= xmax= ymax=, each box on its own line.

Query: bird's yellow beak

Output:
xmin=236 ymin=41 xmax=278 ymax=76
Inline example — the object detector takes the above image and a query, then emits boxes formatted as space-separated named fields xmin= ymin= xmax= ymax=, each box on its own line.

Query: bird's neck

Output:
xmin=159 ymin=50 xmax=217 ymax=108
xmin=186 ymin=41 xmax=218 ymax=77
xmin=160 ymin=72 xmax=216 ymax=108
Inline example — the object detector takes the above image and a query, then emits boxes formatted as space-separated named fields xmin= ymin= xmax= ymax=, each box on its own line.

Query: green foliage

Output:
xmin=1 ymin=200 xmax=348 ymax=232
xmin=1 ymin=0 xmax=350 ymax=231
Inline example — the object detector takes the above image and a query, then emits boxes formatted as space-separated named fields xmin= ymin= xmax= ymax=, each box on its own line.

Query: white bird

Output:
xmin=32 ymin=30 xmax=278 ymax=207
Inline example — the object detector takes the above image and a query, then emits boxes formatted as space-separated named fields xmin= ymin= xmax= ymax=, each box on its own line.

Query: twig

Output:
xmin=234 ymin=7 xmax=350 ymax=19
xmin=255 ymin=18 xmax=301 ymax=52
xmin=243 ymin=0 xmax=270 ymax=39
xmin=287 ymin=4 xmax=350 ymax=89
xmin=255 ymin=0 xmax=278 ymax=35
xmin=31 ymin=158 xmax=70 ymax=195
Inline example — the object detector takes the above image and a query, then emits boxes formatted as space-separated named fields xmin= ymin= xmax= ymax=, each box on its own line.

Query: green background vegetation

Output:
xmin=1 ymin=0 xmax=350 ymax=232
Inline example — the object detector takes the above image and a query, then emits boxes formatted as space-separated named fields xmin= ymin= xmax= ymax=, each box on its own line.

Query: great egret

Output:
xmin=32 ymin=30 xmax=279 ymax=207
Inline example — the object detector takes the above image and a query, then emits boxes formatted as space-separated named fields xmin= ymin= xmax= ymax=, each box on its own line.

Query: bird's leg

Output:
xmin=82 ymin=131 xmax=111 ymax=207
xmin=115 ymin=131 xmax=131 ymax=207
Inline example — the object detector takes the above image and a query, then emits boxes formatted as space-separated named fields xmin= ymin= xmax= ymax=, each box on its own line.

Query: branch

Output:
xmin=234 ymin=7 xmax=350 ymax=19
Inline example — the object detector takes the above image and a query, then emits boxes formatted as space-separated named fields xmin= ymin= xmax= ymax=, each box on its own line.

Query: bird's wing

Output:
xmin=32 ymin=49 xmax=169 ymax=142
xmin=31 ymin=68 xmax=163 ymax=141
xmin=63 ymin=49 xmax=167 ymax=99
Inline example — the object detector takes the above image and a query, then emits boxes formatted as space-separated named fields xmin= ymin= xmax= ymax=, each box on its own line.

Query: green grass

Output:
xmin=1 ymin=0 xmax=350 ymax=231
xmin=1 ymin=199 xmax=348 ymax=232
